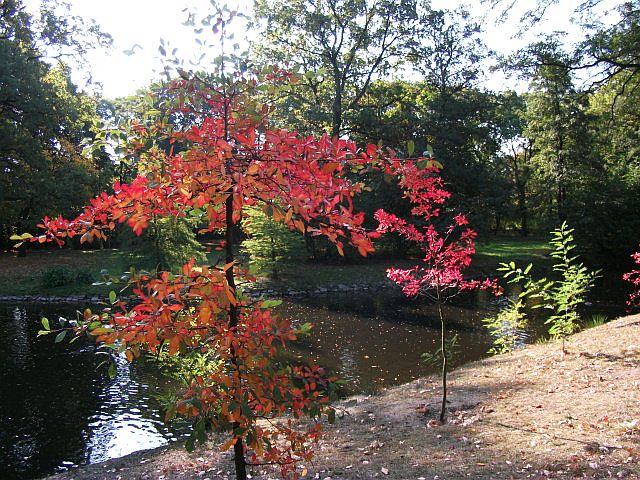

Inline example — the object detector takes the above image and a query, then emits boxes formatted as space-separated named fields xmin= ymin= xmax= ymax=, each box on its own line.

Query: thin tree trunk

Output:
xmin=437 ymin=285 xmax=447 ymax=423
xmin=221 ymin=45 xmax=247 ymax=476
xmin=225 ymin=192 xmax=248 ymax=480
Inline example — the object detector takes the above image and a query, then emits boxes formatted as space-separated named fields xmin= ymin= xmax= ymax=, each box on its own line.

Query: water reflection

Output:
xmin=279 ymin=289 xmax=497 ymax=393
xmin=0 ymin=304 xmax=187 ymax=480
xmin=85 ymin=354 xmax=180 ymax=464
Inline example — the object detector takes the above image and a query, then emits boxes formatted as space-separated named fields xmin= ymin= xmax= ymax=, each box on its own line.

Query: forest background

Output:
xmin=2 ymin=0 xmax=640 ymax=269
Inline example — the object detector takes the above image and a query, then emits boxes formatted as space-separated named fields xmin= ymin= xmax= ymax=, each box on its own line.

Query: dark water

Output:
xmin=0 ymin=275 xmax=629 ymax=479
xmin=284 ymin=289 xmax=499 ymax=393
xmin=0 ymin=304 xmax=187 ymax=480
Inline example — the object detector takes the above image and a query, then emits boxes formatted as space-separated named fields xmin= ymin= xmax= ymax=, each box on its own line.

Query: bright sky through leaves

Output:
xmin=58 ymin=0 xmax=620 ymax=98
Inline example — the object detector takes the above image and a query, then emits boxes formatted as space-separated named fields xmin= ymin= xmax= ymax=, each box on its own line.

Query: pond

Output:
xmin=0 ymin=278 xmax=628 ymax=480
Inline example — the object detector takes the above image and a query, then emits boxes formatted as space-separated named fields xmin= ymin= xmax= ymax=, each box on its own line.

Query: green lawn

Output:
xmin=473 ymin=236 xmax=552 ymax=273
xmin=0 ymin=248 xmax=146 ymax=297
xmin=0 ymin=237 xmax=553 ymax=297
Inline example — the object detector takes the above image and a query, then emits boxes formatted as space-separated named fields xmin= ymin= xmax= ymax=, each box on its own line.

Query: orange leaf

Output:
xmin=294 ymin=219 xmax=305 ymax=233
xmin=168 ymin=336 xmax=181 ymax=355
xmin=322 ymin=162 xmax=339 ymax=174
xmin=200 ymin=305 xmax=212 ymax=324
xmin=224 ymin=286 xmax=237 ymax=306
xmin=221 ymin=437 xmax=237 ymax=452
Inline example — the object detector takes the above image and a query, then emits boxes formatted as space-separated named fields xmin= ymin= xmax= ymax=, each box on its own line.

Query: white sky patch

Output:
xmin=56 ymin=0 xmax=621 ymax=98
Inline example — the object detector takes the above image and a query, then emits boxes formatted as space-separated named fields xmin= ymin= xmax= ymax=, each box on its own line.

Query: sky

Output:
xmin=55 ymin=0 xmax=620 ymax=99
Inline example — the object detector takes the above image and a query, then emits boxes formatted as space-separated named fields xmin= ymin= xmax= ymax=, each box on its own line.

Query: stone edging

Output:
xmin=0 ymin=281 xmax=395 ymax=304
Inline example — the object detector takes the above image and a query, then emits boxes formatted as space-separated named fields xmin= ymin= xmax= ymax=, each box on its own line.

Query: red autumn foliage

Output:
xmin=30 ymin=73 xmax=387 ymax=479
xmin=375 ymin=155 xmax=501 ymax=422
xmin=623 ymin=248 xmax=640 ymax=309
xmin=374 ymin=157 xmax=501 ymax=301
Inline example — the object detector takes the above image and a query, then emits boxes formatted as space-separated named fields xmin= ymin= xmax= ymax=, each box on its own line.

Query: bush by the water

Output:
xmin=40 ymin=266 xmax=94 ymax=288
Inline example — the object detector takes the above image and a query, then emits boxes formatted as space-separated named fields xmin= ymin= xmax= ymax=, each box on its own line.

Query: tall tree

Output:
xmin=252 ymin=0 xmax=417 ymax=136
xmin=0 ymin=0 xmax=111 ymax=245
xmin=32 ymin=62 xmax=384 ymax=479
xmin=516 ymin=39 xmax=595 ymax=226
xmin=492 ymin=91 xmax=535 ymax=235
xmin=405 ymin=7 xmax=505 ymax=230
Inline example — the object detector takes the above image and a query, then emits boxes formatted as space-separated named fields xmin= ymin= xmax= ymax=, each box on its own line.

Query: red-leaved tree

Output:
xmin=623 ymin=248 xmax=640 ymax=310
xmin=375 ymin=156 xmax=500 ymax=422
xmin=27 ymin=66 xmax=384 ymax=479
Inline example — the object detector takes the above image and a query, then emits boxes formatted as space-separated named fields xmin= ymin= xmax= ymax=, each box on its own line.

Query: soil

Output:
xmin=44 ymin=315 xmax=640 ymax=480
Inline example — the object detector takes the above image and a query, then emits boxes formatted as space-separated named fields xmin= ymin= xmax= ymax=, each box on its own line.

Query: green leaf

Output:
xmin=10 ymin=233 xmax=33 ymax=240
xmin=407 ymin=140 xmax=415 ymax=157
xmin=424 ymin=144 xmax=434 ymax=157
xmin=294 ymin=322 xmax=313 ymax=337
xmin=37 ymin=330 xmax=52 ymax=336
xmin=54 ymin=330 xmax=67 ymax=343
xmin=107 ymin=363 xmax=117 ymax=379
xmin=273 ymin=386 xmax=282 ymax=401
xmin=109 ymin=290 xmax=117 ymax=304
xmin=240 ymin=402 xmax=253 ymax=419
xmin=196 ymin=421 xmax=207 ymax=444
xmin=416 ymin=159 xmax=430 ymax=170
xmin=261 ymin=299 xmax=282 ymax=309
xmin=185 ymin=435 xmax=195 ymax=453
xmin=41 ymin=317 xmax=50 ymax=331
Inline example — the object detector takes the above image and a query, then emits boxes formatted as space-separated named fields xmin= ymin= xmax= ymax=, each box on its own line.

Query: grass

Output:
xmin=474 ymin=236 xmax=552 ymax=274
xmin=0 ymin=237 xmax=554 ymax=297
xmin=0 ymin=248 xmax=148 ymax=297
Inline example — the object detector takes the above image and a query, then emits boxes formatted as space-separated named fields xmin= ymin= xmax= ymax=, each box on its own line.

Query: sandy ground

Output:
xmin=45 ymin=315 xmax=640 ymax=480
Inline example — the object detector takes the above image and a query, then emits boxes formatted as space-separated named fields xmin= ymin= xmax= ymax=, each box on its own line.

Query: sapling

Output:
xmin=376 ymin=154 xmax=500 ymax=422
xmin=494 ymin=222 xmax=599 ymax=354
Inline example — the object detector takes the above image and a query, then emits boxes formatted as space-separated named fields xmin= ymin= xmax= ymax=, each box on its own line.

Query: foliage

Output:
xmin=497 ymin=4 xmax=640 ymax=251
xmin=252 ymin=0 xmax=418 ymax=136
xmin=497 ymin=222 xmax=599 ymax=352
xmin=242 ymin=206 xmax=306 ymax=279
xmin=375 ymin=156 xmax=500 ymax=422
xmin=0 ymin=1 xmax=112 ymax=246
xmin=623 ymin=247 xmax=640 ymax=310
xmin=27 ymin=41 xmax=385 ymax=477
xmin=482 ymin=299 xmax=527 ymax=354
xmin=117 ymin=216 xmax=206 ymax=272
xmin=39 ymin=265 xmax=94 ymax=289
xmin=512 ymin=40 xmax=595 ymax=227
xmin=421 ymin=333 xmax=460 ymax=367
xmin=545 ymin=223 xmax=600 ymax=339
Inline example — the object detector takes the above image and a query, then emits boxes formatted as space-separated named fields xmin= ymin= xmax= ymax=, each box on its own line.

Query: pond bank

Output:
xmin=43 ymin=314 xmax=640 ymax=480
xmin=0 ymin=280 xmax=396 ymax=304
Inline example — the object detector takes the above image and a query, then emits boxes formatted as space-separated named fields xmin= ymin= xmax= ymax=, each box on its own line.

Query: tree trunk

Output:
xmin=437 ymin=286 xmax=448 ymax=423
xmin=223 ymin=74 xmax=247 ymax=477
xmin=331 ymin=80 xmax=342 ymax=138
xmin=517 ymin=187 xmax=528 ymax=237
xmin=225 ymin=192 xmax=248 ymax=480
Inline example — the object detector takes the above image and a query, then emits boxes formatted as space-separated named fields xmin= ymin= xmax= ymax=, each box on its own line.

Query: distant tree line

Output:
xmin=2 ymin=0 xmax=639 ymax=264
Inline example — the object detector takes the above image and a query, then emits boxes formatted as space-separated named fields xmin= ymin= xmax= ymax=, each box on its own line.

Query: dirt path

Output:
xmin=45 ymin=315 xmax=640 ymax=480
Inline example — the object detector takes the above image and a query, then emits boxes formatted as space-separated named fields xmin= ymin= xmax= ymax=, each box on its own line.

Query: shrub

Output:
xmin=482 ymin=299 xmax=528 ymax=354
xmin=493 ymin=222 xmax=599 ymax=353
xmin=40 ymin=266 xmax=75 ymax=288
xmin=116 ymin=216 xmax=206 ymax=272
xmin=40 ymin=266 xmax=95 ymax=288
xmin=242 ymin=205 xmax=306 ymax=279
